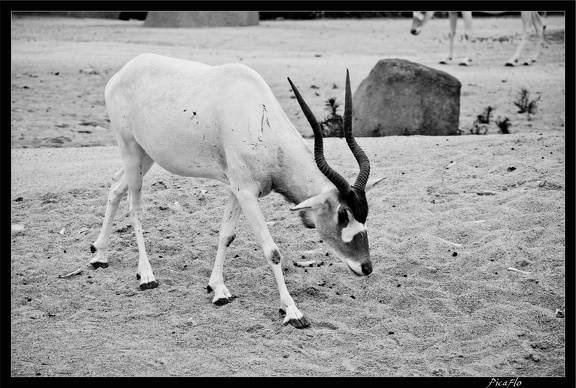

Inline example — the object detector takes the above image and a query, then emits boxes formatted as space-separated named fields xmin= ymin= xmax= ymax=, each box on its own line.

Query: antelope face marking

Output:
xmin=312 ymin=199 xmax=373 ymax=276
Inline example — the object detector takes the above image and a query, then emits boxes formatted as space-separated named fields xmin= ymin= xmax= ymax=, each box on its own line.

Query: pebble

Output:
xmin=12 ymin=224 xmax=25 ymax=236
xmin=341 ymin=359 xmax=357 ymax=372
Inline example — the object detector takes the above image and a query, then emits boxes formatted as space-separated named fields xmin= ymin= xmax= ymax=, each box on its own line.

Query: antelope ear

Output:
xmin=365 ymin=177 xmax=386 ymax=192
xmin=290 ymin=191 xmax=332 ymax=211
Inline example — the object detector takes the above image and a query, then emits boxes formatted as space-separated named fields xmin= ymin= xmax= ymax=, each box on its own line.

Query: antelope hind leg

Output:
xmin=90 ymin=156 xmax=155 ymax=270
xmin=207 ymin=192 xmax=242 ymax=305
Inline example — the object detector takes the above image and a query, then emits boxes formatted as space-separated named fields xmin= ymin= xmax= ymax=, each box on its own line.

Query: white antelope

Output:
xmin=410 ymin=11 xmax=546 ymax=66
xmin=90 ymin=53 xmax=384 ymax=328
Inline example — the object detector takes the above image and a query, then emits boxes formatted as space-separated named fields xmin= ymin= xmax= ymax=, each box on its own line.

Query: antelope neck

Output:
xmin=272 ymin=145 xmax=334 ymax=205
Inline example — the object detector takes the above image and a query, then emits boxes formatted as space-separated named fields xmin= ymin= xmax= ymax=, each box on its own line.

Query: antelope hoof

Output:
xmin=280 ymin=306 xmax=310 ymax=328
xmin=209 ymin=284 xmax=233 ymax=305
xmin=90 ymin=261 xmax=109 ymax=269
xmin=137 ymin=269 xmax=157 ymax=290
xmin=523 ymin=59 xmax=536 ymax=66
xmin=139 ymin=280 xmax=158 ymax=290
xmin=213 ymin=296 xmax=232 ymax=306
xmin=285 ymin=316 xmax=310 ymax=328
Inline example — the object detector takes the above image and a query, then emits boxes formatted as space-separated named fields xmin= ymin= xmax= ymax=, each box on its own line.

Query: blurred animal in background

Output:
xmin=410 ymin=11 xmax=546 ymax=66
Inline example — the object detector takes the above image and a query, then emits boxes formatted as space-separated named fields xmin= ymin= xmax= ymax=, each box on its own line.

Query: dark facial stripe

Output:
xmin=343 ymin=187 xmax=368 ymax=224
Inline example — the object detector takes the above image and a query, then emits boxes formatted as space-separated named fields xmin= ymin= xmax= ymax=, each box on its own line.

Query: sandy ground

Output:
xmin=11 ymin=15 xmax=566 ymax=377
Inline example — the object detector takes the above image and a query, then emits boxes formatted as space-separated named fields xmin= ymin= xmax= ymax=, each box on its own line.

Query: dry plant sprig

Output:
xmin=514 ymin=88 xmax=541 ymax=115
xmin=476 ymin=106 xmax=494 ymax=124
xmin=470 ymin=106 xmax=494 ymax=135
xmin=496 ymin=117 xmax=512 ymax=134
xmin=320 ymin=98 xmax=344 ymax=137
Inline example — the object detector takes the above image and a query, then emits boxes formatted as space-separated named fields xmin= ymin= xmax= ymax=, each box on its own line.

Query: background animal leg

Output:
xmin=234 ymin=188 xmax=310 ymax=328
xmin=525 ymin=12 xmax=545 ymax=64
xmin=207 ymin=193 xmax=242 ymax=305
xmin=459 ymin=11 xmax=474 ymax=65
xmin=440 ymin=12 xmax=458 ymax=64
xmin=506 ymin=12 xmax=533 ymax=66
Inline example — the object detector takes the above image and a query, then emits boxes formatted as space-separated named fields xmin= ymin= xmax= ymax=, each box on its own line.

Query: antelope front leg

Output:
xmin=234 ymin=188 xmax=310 ymax=328
xmin=440 ymin=12 xmax=458 ymax=64
xmin=207 ymin=193 xmax=242 ymax=305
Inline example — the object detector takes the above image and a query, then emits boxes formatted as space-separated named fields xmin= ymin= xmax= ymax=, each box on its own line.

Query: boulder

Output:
xmin=352 ymin=59 xmax=461 ymax=136
xmin=144 ymin=11 xmax=259 ymax=28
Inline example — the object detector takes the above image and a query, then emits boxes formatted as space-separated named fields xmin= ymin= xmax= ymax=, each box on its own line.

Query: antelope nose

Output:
xmin=361 ymin=262 xmax=373 ymax=275
xmin=410 ymin=29 xmax=418 ymax=35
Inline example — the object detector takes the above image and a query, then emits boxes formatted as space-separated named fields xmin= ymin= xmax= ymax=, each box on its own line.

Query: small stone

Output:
xmin=341 ymin=359 xmax=357 ymax=372
xmin=555 ymin=309 xmax=565 ymax=318
xmin=12 ymin=224 xmax=25 ymax=236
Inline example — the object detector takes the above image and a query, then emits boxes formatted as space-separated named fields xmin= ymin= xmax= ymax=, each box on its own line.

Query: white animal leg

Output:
xmin=506 ymin=12 xmax=533 ymax=66
xmin=90 ymin=157 xmax=155 ymax=269
xmin=234 ymin=188 xmax=309 ymax=328
xmin=525 ymin=12 xmax=545 ymax=65
xmin=460 ymin=11 xmax=474 ymax=65
xmin=207 ymin=193 xmax=242 ymax=305
xmin=441 ymin=12 xmax=459 ymax=64
xmin=118 ymin=144 xmax=158 ymax=290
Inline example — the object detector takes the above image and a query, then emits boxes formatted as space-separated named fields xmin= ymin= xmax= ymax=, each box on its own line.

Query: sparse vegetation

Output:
xmin=476 ymin=106 xmax=494 ymax=124
xmin=496 ymin=117 xmax=512 ymax=134
xmin=470 ymin=106 xmax=494 ymax=135
xmin=514 ymin=88 xmax=541 ymax=116
xmin=320 ymin=98 xmax=344 ymax=137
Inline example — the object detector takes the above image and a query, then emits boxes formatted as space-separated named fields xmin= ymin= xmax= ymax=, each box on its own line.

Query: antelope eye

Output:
xmin=337 ymin=208 xmax=349 ymax=226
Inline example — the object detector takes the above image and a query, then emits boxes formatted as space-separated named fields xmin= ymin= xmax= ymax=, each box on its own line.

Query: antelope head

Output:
xmin=410 ymin=11 xmax=434 ymax=35
xmin=287 ymin=70 xmax=384 ymax=276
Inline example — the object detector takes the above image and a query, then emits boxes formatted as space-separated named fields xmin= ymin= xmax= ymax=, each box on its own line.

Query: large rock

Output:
xmin=352 ymin=59 xmax=461 ymax=136
xmin=144 ymin=11 xmax=259 ymax=28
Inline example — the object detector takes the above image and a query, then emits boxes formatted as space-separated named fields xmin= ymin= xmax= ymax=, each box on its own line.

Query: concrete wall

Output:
xmin=12 ymin=12 xmax=121 ymax=19
xmin=144 ymin=11 xmax=259 ymax=28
